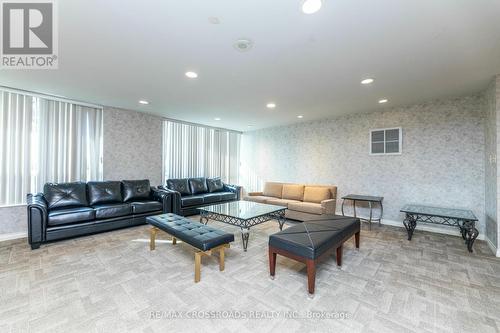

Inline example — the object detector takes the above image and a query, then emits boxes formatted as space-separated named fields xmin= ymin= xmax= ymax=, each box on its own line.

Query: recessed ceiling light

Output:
xmin=214 ymin=117 xmax=221 ymax=121
xmin=378 ymin=99 xmax=388 ymax=104
xmin=185 ymin=71 xmax=198 ymax=79
xmin=297 ymin=115 xmax=304 ymax=119
xmin=266 ymin=103 xmax=276 ymax=109
xmin=138 ymin=100 xmax=149 ymax=105
xmin=361 ymin=78 xmax=374 ymax=85
xmin=233 ymin=39 xmax=253 ymax=52
xmin=302 ymin=0 xmax=322 ymax=14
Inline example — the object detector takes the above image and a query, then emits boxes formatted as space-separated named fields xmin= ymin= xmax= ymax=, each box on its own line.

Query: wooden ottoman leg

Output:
xmin=355 ymin=231 xmax=360 ymax=249
xmin=172 ymin=236 xmax=177 ymax=245
xmin=194 ymin=252 xmax=202 ymax=283
xmin=219 ymin=246 xmax=225 ymax=271
xmin=306 ymin=259 xmax=316 ymax=294
xmin=269 ymin=247 xmax=277 ymax=278
xmin=150 ymin=227 xmax=157 ymax=251
xmin=336 ymin=244 xmax=343 ymax=266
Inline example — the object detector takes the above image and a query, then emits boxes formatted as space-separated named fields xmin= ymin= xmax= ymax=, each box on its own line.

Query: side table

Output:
xmin=341 ymin=194 xmax=384 ymax=230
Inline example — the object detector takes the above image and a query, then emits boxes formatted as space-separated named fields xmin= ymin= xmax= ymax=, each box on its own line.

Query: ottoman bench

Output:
xmin=147 ymin=213 xmax=234 ymax=282
xmin=269 ymin=216 xmax=360 ymax=295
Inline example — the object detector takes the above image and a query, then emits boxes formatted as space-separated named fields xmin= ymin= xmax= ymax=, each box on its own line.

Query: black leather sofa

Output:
xmin=160 ymin=177 xmax=241 ymax=216
xmin=26 ymin=179 xmax=172 ymax=249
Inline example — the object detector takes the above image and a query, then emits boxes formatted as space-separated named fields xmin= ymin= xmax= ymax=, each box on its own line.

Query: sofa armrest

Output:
xmin=157 ymin=185 xmax=182 ymax=214
xmin=321 ymin=199 xmax=336 ymax=215
xmin=247 ymin=191 xmax=263 ymax=196
xmin=151 ymin=187 xmax=173 ymax=213
xmin=26 ymin=193 xmax=48 ymax=249
xmin=223 ymin=184 xmax=242 ymax=200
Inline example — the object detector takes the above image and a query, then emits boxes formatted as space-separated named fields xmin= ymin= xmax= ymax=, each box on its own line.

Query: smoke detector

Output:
xmin=233 ymin=39 xmax=253 ymax=52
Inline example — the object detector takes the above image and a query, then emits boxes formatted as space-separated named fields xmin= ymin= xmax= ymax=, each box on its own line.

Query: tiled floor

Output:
xmin=1 ymin=219 xmax=499 ymax=333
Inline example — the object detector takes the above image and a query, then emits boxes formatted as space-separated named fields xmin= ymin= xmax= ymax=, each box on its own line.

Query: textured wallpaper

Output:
xmin=497 ymin=75 xmax=500 ymax=247
xmin=484 ymin=78 xmax=498 ymax=247
xmin=103 ymin=107 xmax=163 ymax=186
xmin=241 ymin=94 xmax=486 ymax=234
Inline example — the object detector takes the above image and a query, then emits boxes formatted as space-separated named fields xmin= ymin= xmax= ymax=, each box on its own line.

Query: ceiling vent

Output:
xmin=233 ymin=39 xmax=253 ymax=52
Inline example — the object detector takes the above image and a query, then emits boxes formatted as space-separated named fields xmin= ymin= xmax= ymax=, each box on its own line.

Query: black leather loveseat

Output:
xmin=27 ymin=179 xmax=172 ymax=249
xmin=160 ymin=177 xmax=241 ymax=216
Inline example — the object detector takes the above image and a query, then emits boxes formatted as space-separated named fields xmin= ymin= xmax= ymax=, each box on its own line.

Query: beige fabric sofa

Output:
xmin=244 ymin=182 xmax=337 ymax=221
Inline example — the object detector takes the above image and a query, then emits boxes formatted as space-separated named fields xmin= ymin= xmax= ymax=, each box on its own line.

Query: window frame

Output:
xmin=369 ymin=127 xmax=402 ymax=156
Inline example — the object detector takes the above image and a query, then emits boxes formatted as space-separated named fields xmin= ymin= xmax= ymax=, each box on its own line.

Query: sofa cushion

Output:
xmin=207 ymin=177 xmax=224 ymax=193
xmin=263 ymin=183 xmax=283 ymax=198
xmin=244 ymin=195 xmax=270 ymax=204
xmin=48 ymin=207 xmax=95 ymax=227
xmin=266 ymin=198 xmax=301 ymax=207
xmin=219 ymin=192 xmax=237 ymax=201
xmin=288 ymin=202 xmax=324 ymax=215
xmin=92 ymin=203 xmax=132 ymax=219
xmin=122 ymin=180 xmax=151 ymax=202
xmin=130 ymin=200 xmax=162 ymax=214
xmin=202 ymin=193 xmax=222 ymax=204
xmin=44 ymin=182 xmax=88 ymax=209
xmin=167 ymin=178 xmax=191 ymax=196
xmin=282 ymin=184 xmax=305 ymax=201
xmin=88 ymin=181 xmax=122 ymax=205
xmin=181 ymin=195 xmax=205 ymax=207
xmin=303 ymin=186 xmax=331 ymax=203
xmin=189 ymin=177 xmax=208 ymax=194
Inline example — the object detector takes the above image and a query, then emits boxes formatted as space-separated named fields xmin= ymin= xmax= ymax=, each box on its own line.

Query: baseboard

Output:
xmin=0 ymin=232 xmax=27 ymax=242
xmin=485 ymin=236 xmax=500 ymax=257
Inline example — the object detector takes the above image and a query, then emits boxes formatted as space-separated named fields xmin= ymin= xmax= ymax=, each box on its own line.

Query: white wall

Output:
xmin=241 ymin=94 xmax=486 ymax=235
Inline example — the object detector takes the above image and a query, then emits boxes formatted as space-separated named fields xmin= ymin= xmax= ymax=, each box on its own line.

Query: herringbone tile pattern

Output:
xmin=1 ymin=219 xmax=499 ymax=333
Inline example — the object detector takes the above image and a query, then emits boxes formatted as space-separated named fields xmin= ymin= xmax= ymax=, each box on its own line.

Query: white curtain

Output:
xmin=163 ymin=120 xmax=241 ymax=184
xmin=0 ymin=90 xmax=103 ymax=206
xmin=0 ymin=92 xmax=34 ymax=205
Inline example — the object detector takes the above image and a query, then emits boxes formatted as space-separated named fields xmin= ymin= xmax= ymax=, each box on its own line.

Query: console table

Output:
xmin=341 ymin=194 xmax=383 ymax=230
xmin=400 ymin=204 xmax=478 ymax=252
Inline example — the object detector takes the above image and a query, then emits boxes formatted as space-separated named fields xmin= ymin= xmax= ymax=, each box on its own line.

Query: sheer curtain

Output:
xmin=0 ymin=92 xmax=34 ymax=205
xmin=0 ymin=89 xmax=103 ymax=206
xmin=163 ymin=120 xmax=241 ymax=184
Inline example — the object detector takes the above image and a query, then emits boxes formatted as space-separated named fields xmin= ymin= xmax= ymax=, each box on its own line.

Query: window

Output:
xmin=162 ymin=120 xmax=241 ymax=184
xmin=0 ymin=89 xmax=103 ymax=206
xmin=370 ymin=127 xmax=402 ymax=155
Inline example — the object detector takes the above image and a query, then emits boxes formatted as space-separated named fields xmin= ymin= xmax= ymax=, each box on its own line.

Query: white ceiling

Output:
xmin=1 ymin=0 xmax=500 ymax=131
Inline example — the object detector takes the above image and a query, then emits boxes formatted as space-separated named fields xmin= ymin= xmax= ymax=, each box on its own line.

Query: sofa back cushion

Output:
xmin=122 ymin=180 xmax=151 ymax=202
xmin=207 ymin=177 xmax=224 ymax=193
xmin=167 ymin=178 xmax=191 ymax=196
xmin=44 ymin=182 xmax=88 ymax=209
xmin=88 ymin=181 xmax=122 ymax=205
xmin=303 ymin=186 xmax=331 ymax=203
xmin=282 ymin=184 xmax=305 ymax=201
xmin=189 ymin=177 xmax=208 ymax=194
xmin=263 ymin=182 xmax=283 ymax=198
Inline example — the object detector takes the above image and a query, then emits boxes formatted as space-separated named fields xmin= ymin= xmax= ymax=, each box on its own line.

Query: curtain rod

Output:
xmin=0 ymin=85 xmax=103 ymax=109
xmin=162 ymin=117 xmax=243 ymax=134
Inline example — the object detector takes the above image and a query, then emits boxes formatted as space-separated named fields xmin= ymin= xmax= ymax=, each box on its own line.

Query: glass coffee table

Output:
xmin=199 ymin=201 xmax=286 ymax=251
xmin=400 ymin=204 xmax=479 ymax=252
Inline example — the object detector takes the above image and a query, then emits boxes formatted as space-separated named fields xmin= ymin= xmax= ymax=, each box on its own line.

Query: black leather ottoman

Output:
xmin=269 ymin=216 xmax=360 ymax=295
xmin=147 ymin=213 xmax=234 ymax=282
